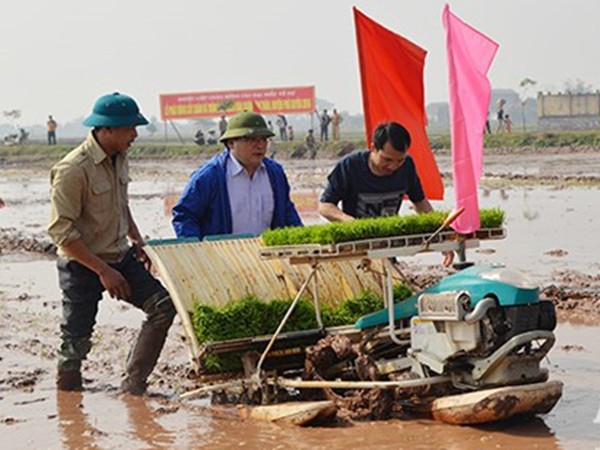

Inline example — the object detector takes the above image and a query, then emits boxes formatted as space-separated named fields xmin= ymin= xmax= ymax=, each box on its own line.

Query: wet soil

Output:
xmin=1 ymin=150 xmax=600 ymax=448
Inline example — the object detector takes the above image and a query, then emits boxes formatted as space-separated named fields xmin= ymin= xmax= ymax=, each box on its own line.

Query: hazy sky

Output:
xmin=1 ymin=0 xmax=597 ymax=125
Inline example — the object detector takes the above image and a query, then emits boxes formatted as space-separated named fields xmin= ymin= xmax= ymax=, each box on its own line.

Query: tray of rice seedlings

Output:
xmin=262 ymin=208 xmax=505 ymax=248
xmin=191 ymin=285 xmax=412 ymax=373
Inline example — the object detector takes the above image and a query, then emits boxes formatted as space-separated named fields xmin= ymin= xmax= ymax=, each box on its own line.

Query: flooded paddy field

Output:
xmin=1 ymin=152 xmax=599 ymax=449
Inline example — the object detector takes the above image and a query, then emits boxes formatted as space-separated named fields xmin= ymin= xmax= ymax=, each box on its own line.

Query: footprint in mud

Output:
xmin=545 ymin=249 xmax=569 ymax=257
xmin=14 ymin=397 xmax=47 ymax=406
xmin=0 ymin=368 xmax=46 ymax=390
xmin=560 ymin=344 xmax=585 ymax=352
xmin=2 ymin=416 xmax=26 ymax=424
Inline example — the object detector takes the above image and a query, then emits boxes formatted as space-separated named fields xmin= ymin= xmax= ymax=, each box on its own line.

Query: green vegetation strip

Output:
xmin=3 ymin=130 xmax=600 ymax=163
xmin=430 ymin=130 xmax=600 ymax=150
xmin=192 ymin=286 xmax=412 ymax=372
xmin=262 ymin=208 xmax=504 ymax=247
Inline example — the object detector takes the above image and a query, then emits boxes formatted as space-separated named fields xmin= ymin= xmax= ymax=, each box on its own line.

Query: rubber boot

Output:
xmin=56 ymin=336 xmax=91 ymax=392
xmin=57 ymin=369 xmax=83 ymax=391
xmin=120 ymin=293 xmax=175 ymax=395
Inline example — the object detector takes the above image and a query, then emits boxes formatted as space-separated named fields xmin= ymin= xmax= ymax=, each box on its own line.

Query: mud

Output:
xmin=542 ymin=271 xmax=600 ymax=325
xmin=302 ymin=335 xmax=393 ymax=421
xmin=0 ymin=227 xmax=56 ymax=255
xmin=1 ymin=151 xmax=600 ymax=448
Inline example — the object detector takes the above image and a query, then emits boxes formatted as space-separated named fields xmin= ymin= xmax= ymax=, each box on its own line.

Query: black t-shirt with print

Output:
xmin=320 ymin=150 xmax=425 ymax=218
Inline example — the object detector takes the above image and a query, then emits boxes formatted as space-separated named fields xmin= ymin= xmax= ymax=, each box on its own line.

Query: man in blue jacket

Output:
xmin=172 ymin=111 xmax=302 ymax=239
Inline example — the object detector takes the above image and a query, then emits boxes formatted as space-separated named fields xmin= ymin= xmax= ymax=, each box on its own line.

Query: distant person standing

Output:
xmin=17 ymin=128 xmax=29 ymax=145
xmin=218 ymin=115 xmax=228 ymax=137
xmin=287 ymin=125 xmax=294 ymax=141
xmin=316 ymin=109 xmax=331 ymax=142
xmin=504 ymin=114 xmax=512 ymax=133
xmin=495 ymin=99 xmax=506 ymax=133
xmin=484 ymin=111 xmax=491 ymax=134
xmin=276 ymin=115 xmax=288 ymax=141
xmin=268 ymin=137 xmax=277 ymax=159
xmin=47 ymin=115 xmax=58 ymax=145
xmin=331 ymin=109 xmax=343 ymax=141
xmin=305 ymin=129 xmax=317 ymax=159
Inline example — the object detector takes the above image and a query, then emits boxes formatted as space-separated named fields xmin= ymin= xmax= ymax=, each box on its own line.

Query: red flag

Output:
xmin=443 ymin=4 xmax=498 ymax=233
xmin=354 ymin=7 xmax=444 ymax=200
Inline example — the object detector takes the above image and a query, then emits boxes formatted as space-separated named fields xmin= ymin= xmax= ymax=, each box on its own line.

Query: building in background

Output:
xmin=537 ymin=91 xmax=600 ymax=130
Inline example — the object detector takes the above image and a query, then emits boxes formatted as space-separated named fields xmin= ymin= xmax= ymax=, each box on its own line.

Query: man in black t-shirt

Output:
xmin=319 ymin=121 xmax=433 ymax=220
xmin=319 ymin=121 xmax=453 ymax=265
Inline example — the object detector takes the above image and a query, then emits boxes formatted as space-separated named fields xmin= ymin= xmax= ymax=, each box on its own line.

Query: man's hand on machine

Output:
xmin=99 ymin=266 xmax=132 ymax=300
xmin=130 ymin=237 xmax=152 ymax=271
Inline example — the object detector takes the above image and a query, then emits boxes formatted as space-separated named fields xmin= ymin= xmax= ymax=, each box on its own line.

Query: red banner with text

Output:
xmin=160 ymin=86 xmax=315 ymax=120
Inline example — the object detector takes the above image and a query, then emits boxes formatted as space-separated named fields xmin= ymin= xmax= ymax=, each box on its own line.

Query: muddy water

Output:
xmin=2 ymin=323 xmax=599 ymax=449
xmin=1 ymin=158 xmax=600 ymax=448
xmin=2 ymin=158 xmax=598 ymax=279
xmin=441 ymin=152 xmax=600 ymax=178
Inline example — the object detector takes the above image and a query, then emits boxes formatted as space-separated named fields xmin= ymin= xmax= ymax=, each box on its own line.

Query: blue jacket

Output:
xmin=172 ymin=150 xmax=302 ymax=239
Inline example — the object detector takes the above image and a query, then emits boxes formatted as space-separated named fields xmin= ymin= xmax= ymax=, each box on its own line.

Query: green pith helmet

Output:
xmin=83 ymin=92 xmax=149 ymax=128
xmin=219 ymin=112 xmax=275 ymax=142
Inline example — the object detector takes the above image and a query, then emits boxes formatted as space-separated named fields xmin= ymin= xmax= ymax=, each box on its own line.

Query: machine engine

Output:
xmin=405 ymin=266 xmax=557 ymax=388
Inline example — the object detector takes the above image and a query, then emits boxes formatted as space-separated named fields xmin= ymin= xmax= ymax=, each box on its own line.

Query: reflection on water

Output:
xmin=56 ymin=392 xmax=100 ymax=450
xmin=413 ymin=186 xmax=600 ymax=279
xmin=546 ymin=323 xmax=600 ymax=448
xmin=522 ymin=189 xmax=540 ymax=221
xmin=123 ymin=395 xmax=175 ymax=448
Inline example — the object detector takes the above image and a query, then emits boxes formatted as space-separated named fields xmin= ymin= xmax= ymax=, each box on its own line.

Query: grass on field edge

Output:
xmin=1 ymin=130 xmax=599 ymax=163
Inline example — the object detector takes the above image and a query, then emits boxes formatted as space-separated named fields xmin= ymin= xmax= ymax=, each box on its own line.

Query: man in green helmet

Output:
xmin=47 ymin=92 xmax=176 ymax=395
xmin=172 ymin=111 xmax=302 ymax=239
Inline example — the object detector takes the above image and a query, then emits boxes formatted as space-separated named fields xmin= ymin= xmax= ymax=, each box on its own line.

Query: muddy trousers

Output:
xmin=57 ymin=248 xmax=176 ymax=392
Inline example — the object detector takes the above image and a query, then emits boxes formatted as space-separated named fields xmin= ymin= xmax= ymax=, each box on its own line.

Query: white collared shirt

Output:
xmin=226 ymin=154 xmax=274 ymax=235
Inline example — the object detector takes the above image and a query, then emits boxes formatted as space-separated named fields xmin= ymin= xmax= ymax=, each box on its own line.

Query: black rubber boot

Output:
xmin=120 ymin=294 xmax=175 ymax=395
xmin=56 ymin=336 xmax=90 ymax=392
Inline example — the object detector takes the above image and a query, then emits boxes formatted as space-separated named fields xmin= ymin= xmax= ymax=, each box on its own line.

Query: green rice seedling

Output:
xmin=191 ymin=296 xmax=318 ymax=373
xmin=192 ymin=284 xmax=413 ymax=345
xmin=480 ymin=208 xmax=505 ymax=228
xmin=190 ymin=283 xmax=413 ymax=373
xmin=262 ymin=208 xmax=505 ymax=247
xmin=265 ymin=298 xmax=319 ymax=332
xmin=192 ymin=296 xmax=320 ymax=345
xmin=393 ymin=284 xmax=412 ymax=301
xmin=192 ymin=285 xmax=413 ymax=372
xmin=331 ymin=291 xmax=384 ymax=325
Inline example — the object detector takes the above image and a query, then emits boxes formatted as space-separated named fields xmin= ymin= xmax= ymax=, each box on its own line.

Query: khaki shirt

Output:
xmin=47 ymin=132 xmax=131 ymax=261
xmin=331 ymin=113 xmax=343 ymax=126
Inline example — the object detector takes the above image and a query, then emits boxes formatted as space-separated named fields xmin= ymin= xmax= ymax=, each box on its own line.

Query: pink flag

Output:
xmin=443 ymin=4 xmax=498 ymax=233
